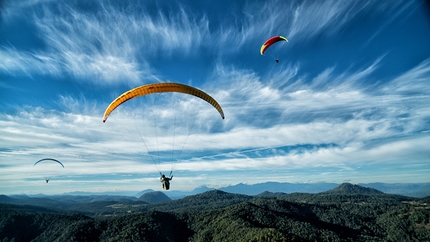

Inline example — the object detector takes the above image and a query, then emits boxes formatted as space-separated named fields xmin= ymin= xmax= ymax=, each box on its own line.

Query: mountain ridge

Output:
xmin=4 ymin=182 xmax=430 ymax=199
xmin=323 ymin=182 xmax=384 ymax=195
xmin=1 ymin=183 xmax=429 ymax=241
xmin=138 ymin=191 xmax=171 ymax=203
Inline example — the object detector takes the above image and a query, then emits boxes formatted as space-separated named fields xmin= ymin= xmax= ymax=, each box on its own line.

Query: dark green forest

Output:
xmin=1 ymin=184 xmax=430 ymax=241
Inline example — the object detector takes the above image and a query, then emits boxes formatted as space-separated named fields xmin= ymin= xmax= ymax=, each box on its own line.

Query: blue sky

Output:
xmin=1 ymin=0 xmax=430 ymax=195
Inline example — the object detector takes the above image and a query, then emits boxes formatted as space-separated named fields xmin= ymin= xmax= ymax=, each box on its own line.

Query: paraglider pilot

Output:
xmin=160 ymin=174 xmax=173 ymax=190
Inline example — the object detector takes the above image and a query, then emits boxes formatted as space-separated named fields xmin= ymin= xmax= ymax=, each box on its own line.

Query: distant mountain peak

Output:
xmin=0 ymin=194 xmax=14 ymax=203
xmin=195 ymin=189 xmax=229 ymax=198
xmin=256 ymin=191 xmax=285 ymax=197
xmin=138 ymin=191 xmax=171 ymax=204
xmin=134 ymin=189 xmax=155 ymax=198
xmin=325 ymin=183 xmax=384 ymax=195
xmin=191 ymin=185 xmax=214 ymax=193
xmin=184 ymin=189 xmax=251 ymax=202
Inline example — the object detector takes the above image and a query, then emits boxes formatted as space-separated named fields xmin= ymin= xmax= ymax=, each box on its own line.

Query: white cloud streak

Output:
xmin=1 ymin=0 xmax=212 ymax=85
xmin=2 ymin=55 xmax=429 ymax=191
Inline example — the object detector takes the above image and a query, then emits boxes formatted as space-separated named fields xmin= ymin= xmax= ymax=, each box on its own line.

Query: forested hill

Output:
xmin=1 ymin=185 xmax=430 ymax=241
xmin=138 ymin=191 xmax=171 ymax=203
xmin=323 ymin=183 xmax=384 ymax=195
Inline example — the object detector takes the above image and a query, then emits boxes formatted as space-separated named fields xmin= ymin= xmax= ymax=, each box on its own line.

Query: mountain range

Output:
xmin=6 ymin=181 xmax=430 ymax=200
xmin=1 ymin=183 xmax=430 ymax=241
xmin=0 ymin=183 xmax=427 ymax=214
xmin=143 ymin=181 xmax=430 ymax=199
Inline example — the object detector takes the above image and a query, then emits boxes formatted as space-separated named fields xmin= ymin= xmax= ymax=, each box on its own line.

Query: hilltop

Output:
xmin=323 ymin=182 xmax=384 ymax=195
xmin=138 ymin=191 xmax=171 ymax=203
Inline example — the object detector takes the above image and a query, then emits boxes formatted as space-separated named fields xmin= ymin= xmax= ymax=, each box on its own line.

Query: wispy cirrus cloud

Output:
xmin=0 ymin=48 xmax=62 ymax=76
xmin=2 ymin=53 xmax=428 ymax=184
xmin=1 ymin=1 xmax=212 ymax=85
xmin=1 ymin=0 xmax=409 ymax=85
xmin=386 ymin=59 xmax=430 ymax=95
xmin=211 ymin=54 xmax=430 ymax=154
